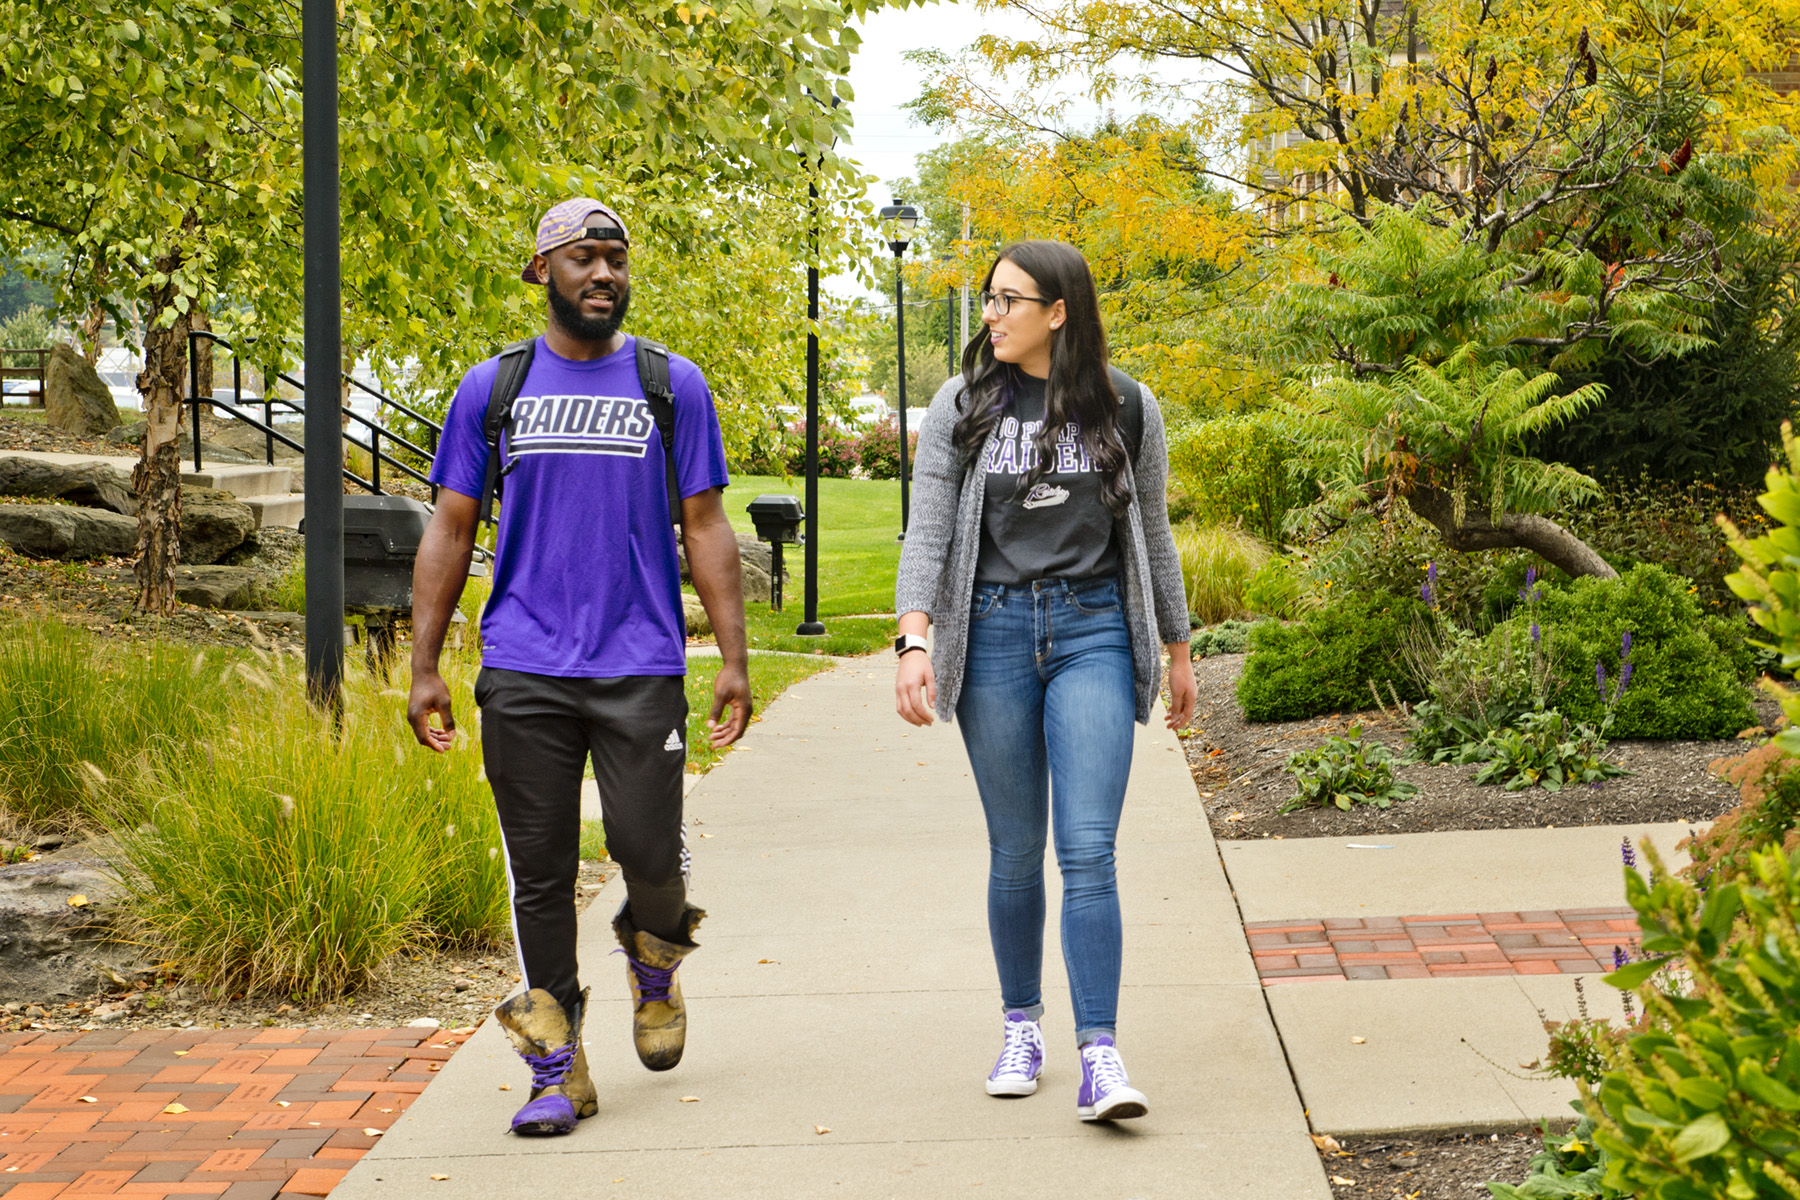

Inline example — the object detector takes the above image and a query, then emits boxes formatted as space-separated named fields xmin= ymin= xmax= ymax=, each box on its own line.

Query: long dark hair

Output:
xmin=950 ymin=240 xmax=1131 ymax=515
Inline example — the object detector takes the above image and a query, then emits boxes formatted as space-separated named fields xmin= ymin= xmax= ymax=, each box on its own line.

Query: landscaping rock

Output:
xmin=679 ymin=531 xmax=788 ymax=603
xmin=209 ymin=419 xmax=302 ymax=460
xmin=179 ymin=486 xmax=256 ymax=565
xmin=0 ymin=456 xmax=135 ymax=515
xmin=218 ymin=525 xmax=303 ymax=576
xmin=174 ymin=565 xmax=266 ymax=610
xmin=107 ymin=422 xmax=256 ymax=465
xmin=0 ymin=859 xmax=140 ymax=1003
xmin=742 ymin=559 xmax=775 ymax=604
xmin=43 ymin=343 xmax=121 ymax=437
xmin=0 ymin=503 xmax=137 ymax=559
xmin=683 ymin=591 xmax=711 ymax=637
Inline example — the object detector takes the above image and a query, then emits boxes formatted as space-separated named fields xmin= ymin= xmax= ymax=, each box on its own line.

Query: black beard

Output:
xmin=548 ymin=279 xmax=630 ymax=342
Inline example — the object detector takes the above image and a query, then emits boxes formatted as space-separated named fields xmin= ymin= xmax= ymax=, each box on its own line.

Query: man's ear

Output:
xmin=531 ymin=252 xmax=549 ymax=282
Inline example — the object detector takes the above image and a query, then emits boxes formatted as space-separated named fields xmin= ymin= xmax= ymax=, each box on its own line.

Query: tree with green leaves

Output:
xmin=1 ymin=0 xmax=884 ymax=612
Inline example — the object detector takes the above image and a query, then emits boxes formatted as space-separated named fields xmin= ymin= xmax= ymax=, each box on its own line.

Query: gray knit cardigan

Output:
xmin=894 ymin=373 xmax=1192 ymax=725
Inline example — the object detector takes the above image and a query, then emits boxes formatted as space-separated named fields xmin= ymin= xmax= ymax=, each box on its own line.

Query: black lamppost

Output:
xmin=878 ymin=203 xmax=918 ymax=540
xmin=796 ymin=94 xmax=839 ymax=638
xmin=302 ymin=0 xmax=344 ymax=707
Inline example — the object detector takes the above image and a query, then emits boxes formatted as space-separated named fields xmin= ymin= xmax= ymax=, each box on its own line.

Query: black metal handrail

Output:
xmin=186 ymin=330 xmax=441 ymax=496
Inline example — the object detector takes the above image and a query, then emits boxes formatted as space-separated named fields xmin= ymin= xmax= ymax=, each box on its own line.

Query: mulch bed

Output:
xmin=1247 ymin=907 xmax=1642 ymax=985
xmin=1314 ymin=1127 xmax=1545 ymax=1198
xmin=0 ymin=1024 xmax=473 ymax=1199
xmin=1185 ymin=654 xmax=1755 ymax=841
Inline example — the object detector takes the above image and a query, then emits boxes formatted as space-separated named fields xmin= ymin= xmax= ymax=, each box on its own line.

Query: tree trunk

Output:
xmin=78 ymin=303 xmax=105 ymax=366
xmin=133 ymin=260 xmax=190 ymax=615
xmin=1407 ymin=485 xmax=1618 ymax=579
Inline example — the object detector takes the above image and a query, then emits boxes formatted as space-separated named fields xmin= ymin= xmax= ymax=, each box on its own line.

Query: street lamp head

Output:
xmin=878 ymin=203 xmax=919 ymax=255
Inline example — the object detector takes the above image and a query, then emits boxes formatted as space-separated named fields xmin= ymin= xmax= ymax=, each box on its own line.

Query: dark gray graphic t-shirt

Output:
xmin=974 ymin=372 xmax=1121 ymax=586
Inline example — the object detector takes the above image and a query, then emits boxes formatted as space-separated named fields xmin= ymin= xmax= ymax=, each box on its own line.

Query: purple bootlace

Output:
xmin=613 ymin=948 xmax=678 ymax=1003
xmin=522 ymin=1041 xmax=575 ymax=1090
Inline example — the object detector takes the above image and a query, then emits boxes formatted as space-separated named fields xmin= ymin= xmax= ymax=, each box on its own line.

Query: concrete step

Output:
xmin=182 ymin=462 xmax=292 ymax=499
xmin=239 ymin=493 xmax=305 ymax=530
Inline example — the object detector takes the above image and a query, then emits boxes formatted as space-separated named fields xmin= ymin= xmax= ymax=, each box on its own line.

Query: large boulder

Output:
xmin=218 ymin=525 xmax=303 ymax=576
xmin=209 ymin=419 xmax=302 ymax=461
xmin=106 ymin=422 xmax=256 ymax=465
xmin=0 ymin=858 xmax=139 ymax=1003
xmin=179 ymin=486 xmax=255 ymax=565
xmin=682 ymin=591 xmax=711 ymax=637
xmin=174 ymin=565 xmax=266 ymax=609
xmin=43 ymin=343 xmax=121 ymax=437
xmin=679 ymin=531 xmax=789 ymax=604
xmin=0 ymin=456 xmax=135 ymax=515
xmin=0 ymin=503 xmax=137 ymax=559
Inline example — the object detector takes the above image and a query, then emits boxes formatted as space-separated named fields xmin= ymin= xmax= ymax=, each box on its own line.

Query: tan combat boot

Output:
xmin=613 ymin=903 xmax=705 ymax=1071
xmin=493 ymin=987 xmax=598 ymax=1135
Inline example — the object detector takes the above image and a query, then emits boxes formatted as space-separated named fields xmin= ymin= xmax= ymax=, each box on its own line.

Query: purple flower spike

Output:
xmin=1621 ymin=630 xmax=1633 ymax=660
xmin=1617 ymin=661 xmax=1633 ymax=700
xmin=1611 ymin=945 xmax=1629 ymax=971
xmin=1531 ymin=622 xmax=1541 ymax=645
xmin=1421 ymin=580 xmax=1432 ymax=605
xmin=1621 ymin=838 xmax=1637 ymax=869
xmin=1526 ymin=567 xmax=1537 ymax=586
xmin=1597 ymin=661 xmax=1608 ymax=701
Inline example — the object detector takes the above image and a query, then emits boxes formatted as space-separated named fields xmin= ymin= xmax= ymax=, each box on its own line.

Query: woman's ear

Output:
xmin=1048 ymin=298 xmax=1067 ymax=330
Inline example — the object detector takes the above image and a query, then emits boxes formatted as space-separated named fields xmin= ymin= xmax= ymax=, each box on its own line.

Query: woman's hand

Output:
xmin=1165 ymin=646 xmax=1197 ymax=730
xmin=895 ymin=649 xmax=937 ymax=726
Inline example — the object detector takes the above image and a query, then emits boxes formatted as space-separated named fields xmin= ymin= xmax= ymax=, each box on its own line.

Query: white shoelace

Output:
xmin=1083 ymin=1043 xmax=1131 ymax=1092
xmin=995 ymin=1020 xmax=1042 ymax=1076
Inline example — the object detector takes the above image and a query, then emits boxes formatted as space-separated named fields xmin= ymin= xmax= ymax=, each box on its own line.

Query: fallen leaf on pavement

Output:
xmin=498 ymin=1084 xmax=512 ymax=1091
xmin=363 ymin=1128 xmax=384 ymax=1136
xmin=431 ymin=1174 xmax=450 ymax=1181
xmin=1350 ymin=1036 xmax=1367 ymax=1044
xmin=679 ymin=1096 xmax=699 ymax=1103
xmin=277 ymin=1101 xmax=291 ymax=1107
xmin=77 ymin=1096 xmax=97 ymax=1104
xmin=815 ymin=1125 xmax=831 ymax=1135
xmin=1310 ymin=1134 xmax=1341 ymax=1153
xmin=163 ymin=1103 xmax=188 ymax=1115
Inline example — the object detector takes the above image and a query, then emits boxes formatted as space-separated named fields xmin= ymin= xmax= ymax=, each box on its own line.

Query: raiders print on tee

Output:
xmin=974 ymin=371 xmax=1122 ymax=587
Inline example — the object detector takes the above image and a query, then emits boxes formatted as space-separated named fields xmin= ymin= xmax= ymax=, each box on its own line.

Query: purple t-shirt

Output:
xmin=430 ymin=335 xmax=729 ymax=678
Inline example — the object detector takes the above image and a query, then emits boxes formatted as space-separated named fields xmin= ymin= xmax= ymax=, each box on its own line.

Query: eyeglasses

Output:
xmin=978 ymin=290 xmax=1053 ymax=316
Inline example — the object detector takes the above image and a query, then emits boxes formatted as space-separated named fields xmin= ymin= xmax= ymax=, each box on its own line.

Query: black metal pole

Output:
xmin=188 ymin=334 xmax=202 ymax=471
xmin=947 ymin=287 xmax=955 ymax=376
xmin=895 ymin=250 xmax=909 ymax=539
xmin=303 ymin=0 xmax=344 ymax=709
xmin=796 ymin=235 xmax=825 ymax=636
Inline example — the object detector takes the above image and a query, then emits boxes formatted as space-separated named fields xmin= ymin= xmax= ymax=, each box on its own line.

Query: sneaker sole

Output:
xmin=1078 ymin=1094 xmax=1149 ymax=1122
xmin=986 ymin=1076 xmax=1040 ymax=1097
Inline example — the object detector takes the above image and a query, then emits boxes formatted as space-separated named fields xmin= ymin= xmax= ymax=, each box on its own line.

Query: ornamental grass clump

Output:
xmin=1173 ymin=522 xmax=1272 ymax=625
xmin=107 ymin=653 xmax=507 ymax=999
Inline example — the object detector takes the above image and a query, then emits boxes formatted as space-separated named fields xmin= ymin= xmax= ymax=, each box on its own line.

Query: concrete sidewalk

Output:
xmin=335 ymin=655 xmax=1329 ymax=1199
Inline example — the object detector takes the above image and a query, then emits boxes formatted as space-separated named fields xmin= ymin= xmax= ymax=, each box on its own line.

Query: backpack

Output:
xmin=477 ymin=336 xmax=682 ymax=527
xmin=1108 ymin=366 xmax=1145 ymax=461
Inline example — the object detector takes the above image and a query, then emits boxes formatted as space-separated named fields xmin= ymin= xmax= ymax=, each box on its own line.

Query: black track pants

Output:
xmin=475 ymin=667 xmax=689 ymax=1016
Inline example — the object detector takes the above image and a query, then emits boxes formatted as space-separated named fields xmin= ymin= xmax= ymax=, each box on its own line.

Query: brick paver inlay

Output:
xmin=0 ymin=1024 xmax=472 ymax=1199
xmin=1246 ymin=907 xmax=1644 ymax=984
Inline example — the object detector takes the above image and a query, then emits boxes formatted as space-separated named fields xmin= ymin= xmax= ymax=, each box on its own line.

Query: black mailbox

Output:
xmin=745 ymin=494 xmax=804 ymax=612
xmin=746 ymin=494 xmax=804 ymax=545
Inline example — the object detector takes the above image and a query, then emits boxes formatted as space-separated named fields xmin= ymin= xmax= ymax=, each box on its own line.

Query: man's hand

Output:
xmin=1165 ymin=647 xmax=1197 ymax=731
xmin=409 ymin=668 xmax=457 ymax=752
xmin=708 ymin=661 xmax=752 ymax=747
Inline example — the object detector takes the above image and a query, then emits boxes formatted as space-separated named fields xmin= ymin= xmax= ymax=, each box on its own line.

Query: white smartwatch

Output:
xmin=895 ymin=634 xmax=929 ymax=658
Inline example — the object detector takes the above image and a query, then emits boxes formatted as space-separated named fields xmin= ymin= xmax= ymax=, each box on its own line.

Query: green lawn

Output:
xmin=683 ymin=652 xmax=837 ymax=773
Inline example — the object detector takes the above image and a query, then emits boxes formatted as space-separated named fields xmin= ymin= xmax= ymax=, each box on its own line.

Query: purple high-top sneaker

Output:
xmin=1076 ymin=1035 xmax=1148 ymax=1121
xmin=985 ymin=1011 xmax=1045 ymax=1097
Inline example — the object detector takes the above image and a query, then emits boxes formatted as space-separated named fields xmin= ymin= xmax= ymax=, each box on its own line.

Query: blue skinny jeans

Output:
xmin=956 ymin=574 xmax=1136 ymax=1046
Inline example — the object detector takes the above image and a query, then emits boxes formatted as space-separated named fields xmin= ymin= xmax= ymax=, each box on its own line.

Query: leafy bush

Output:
xmin=1309 ymin=506 xmax=1539 ymax=630
xmin=1486 ymin=1116 xmax=1625 ymax=1199
xmin=1243 ymin=554 xmax=1308 ymax=618
xmin=1586 ymin=842 xmax=1800 ymax=1200
xmin=1236 ymin=591 xmax=1426 ymax=722
xmin=1467 ymin=709 xmax=1630 ymax=793
xmin=1191 ymin=616 xmax=1271 ymax=659
xmin=0 ymin=305 xmax=58 ymax=367
xmin=782 ymin=420 xmax=858 ymax=478
xmin=853 ymin=415 xmax=920 ymax=480
xmin=1173 ymin=522 xmax=1271 ymax=624
xmin=1403 ymin=576 xmax=1563 ymax=760
xmin=1684 ymin=743 xmax=1800 ymax=889
xmin=1563 ymin=475 xmax=1762 ymax=619
xmin=108 ymin=653 xmax=508 ymax=998
xmin=1165 ymin=409 xmax=1312 ymax=542
xmin=1280 ymin=729 xmax=1418 ymax=813
xmin=1498 ymin=564 xmax=1753 ymax=740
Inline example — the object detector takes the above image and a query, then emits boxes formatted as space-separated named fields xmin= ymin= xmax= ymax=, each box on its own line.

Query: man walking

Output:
xmin=407 ymin=198 xmax=751 ymax=1136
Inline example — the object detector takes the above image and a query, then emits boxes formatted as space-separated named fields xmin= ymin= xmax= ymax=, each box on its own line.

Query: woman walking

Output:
xmin=893 ymin=240 xmax=1195 ymax=1121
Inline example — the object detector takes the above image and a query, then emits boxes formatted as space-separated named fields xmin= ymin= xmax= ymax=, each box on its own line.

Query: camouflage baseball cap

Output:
xmin=520 ymin=198 xmax=630 ymax=285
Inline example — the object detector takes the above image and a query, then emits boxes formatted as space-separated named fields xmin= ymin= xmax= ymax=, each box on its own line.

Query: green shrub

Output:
xmin=1487 ymin=1116 xmax=1624 ymax=1199
xmin=1587 ymin=842 xmax=1800 ymax=1199
xmin=1166 ymin=409 xmax=1311 ymax=543
xmin=853 ymin=416 xmax=919 ymax=480
xmin=1236 ymin=591 xmax=1427 ymax=722
xmin=1684 ymin=743 xmax=1800 ymax=889
xmin=1280 ymin=729 xmax=1418 ymax=812
xmin=108 ymin=653 xmax=508 ymax=998
xmin=1191 ymin=617 xmax=1271 ymax=659
xmin=1467 ymin=709 xmax=1630 ymax=793
xmin=1173 ymin=522 xmax=1271 ymax=624
xmin=1243 ymin=554 xmax=1308 ymax=618
xmin=0 ymin=305 xmax=58 ymax=367
xmin=1499 ymin=564 xmax=1753 ymax=740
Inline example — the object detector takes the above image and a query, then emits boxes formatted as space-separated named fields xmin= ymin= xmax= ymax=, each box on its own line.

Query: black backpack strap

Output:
xmin=479 ymin=338 xmax=537 ymax=526
xmin=636 ymin=337 xmax=682 ymax=526
xmin=1108 ymin=366 xmax=1144 ymax=461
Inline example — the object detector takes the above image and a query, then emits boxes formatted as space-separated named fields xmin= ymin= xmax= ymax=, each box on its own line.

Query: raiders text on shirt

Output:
xmin=507 ymin=393 xmax=655 ymax=458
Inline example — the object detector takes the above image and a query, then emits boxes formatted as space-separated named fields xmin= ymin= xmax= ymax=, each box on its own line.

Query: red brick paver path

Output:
xmin=1247 ymin=907 xmax=1644 ymax=985
xmin=0 ymin=1025 xmax=472 ymax=1198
